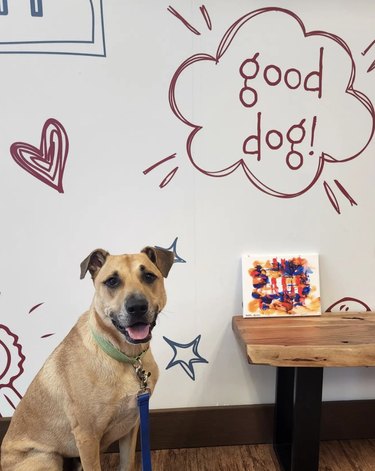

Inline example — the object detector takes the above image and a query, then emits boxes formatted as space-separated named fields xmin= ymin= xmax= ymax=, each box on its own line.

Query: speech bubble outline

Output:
xmin=169 ymin=7 xmax=375 ymax=199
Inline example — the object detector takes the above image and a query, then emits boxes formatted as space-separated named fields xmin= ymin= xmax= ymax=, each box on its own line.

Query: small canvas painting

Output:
xmin=242 ymin=254 xmax=321 ymax=317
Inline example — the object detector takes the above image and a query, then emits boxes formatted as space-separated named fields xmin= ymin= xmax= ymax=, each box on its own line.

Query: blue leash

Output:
xmin=138 ymin=390 xmax=152 ymax=471
xmin=89 ymin=328 xmax=153 ymax=470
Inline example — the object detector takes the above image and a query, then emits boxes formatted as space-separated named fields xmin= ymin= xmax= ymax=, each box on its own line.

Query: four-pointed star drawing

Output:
xmin=156 ymin=237 xmax=186 ymax=264
xmin=163 ymin=335 xmax=208 ymax=380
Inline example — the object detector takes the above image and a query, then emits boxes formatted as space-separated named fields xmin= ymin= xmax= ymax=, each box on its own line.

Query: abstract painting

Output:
xmin=242 ymin=254 xmax=321 ymax=317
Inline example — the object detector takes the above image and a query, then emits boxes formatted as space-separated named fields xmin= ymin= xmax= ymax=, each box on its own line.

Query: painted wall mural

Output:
xmin=1 ymin=1 xmax=375 ymax=412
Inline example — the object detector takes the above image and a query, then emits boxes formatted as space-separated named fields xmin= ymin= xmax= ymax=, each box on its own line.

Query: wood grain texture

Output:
xmin=232 ymin=312 xmax=375 ymax=367
xmin=100 ymin=440 xmax=375 ymax=470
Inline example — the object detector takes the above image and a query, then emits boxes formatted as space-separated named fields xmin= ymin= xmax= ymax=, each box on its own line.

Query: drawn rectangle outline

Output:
xmin=0 ymin=0 xmax=106 ymax=57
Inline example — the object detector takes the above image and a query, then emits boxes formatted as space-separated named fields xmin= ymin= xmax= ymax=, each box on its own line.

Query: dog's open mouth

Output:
xmin=112 ymin=319 xmax=152 ymax=344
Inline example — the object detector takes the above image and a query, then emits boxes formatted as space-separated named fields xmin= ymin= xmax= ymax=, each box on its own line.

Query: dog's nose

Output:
xmin=125 ymin=295 xmax=149 ymax=316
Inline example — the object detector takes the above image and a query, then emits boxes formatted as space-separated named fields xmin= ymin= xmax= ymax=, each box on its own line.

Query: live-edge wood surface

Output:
xmin=232 ymin=312 xmax=375 ymax=367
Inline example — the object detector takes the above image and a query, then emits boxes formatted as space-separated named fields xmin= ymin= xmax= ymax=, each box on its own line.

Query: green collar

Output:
xmin=90 ymin=326 xmax=149 ymax=364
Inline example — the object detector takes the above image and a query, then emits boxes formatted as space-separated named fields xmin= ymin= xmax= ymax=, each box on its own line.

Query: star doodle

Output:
xmin=156 ymin=237 xmax=186 ymax=263
xmin=163 ymin=335 xmax=208 ymax=380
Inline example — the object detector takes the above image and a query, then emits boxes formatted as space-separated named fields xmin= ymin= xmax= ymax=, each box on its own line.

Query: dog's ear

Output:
xmin=141 ymin=246 xmax=174 ymax=278
xmin=80 ymin=249 xmax=109 ymax=280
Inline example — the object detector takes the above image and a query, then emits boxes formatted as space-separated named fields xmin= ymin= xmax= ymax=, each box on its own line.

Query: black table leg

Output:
xmin=273 ymin=367 xmax=324 ymax=471
xmin=274 ymin=367 xmax=295 ymax=469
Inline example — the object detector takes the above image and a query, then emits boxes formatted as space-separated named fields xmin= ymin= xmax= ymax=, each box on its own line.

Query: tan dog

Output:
xmin=1 ymin=246 xmax=174 ymax=471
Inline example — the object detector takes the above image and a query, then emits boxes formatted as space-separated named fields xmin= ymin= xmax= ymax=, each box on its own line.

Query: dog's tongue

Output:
xmin=126 ymin=323 xmax=150 ymax=340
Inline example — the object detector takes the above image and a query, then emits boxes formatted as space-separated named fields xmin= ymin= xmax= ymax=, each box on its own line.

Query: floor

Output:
xmin=100 ymin=439 xmax=375 ymax=470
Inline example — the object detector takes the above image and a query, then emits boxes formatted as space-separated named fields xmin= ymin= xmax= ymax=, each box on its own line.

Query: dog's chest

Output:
xmin=100 ymin=393 xmax=139 ymax=448
xmin=100 ymin=356 xmax=158 ymax=446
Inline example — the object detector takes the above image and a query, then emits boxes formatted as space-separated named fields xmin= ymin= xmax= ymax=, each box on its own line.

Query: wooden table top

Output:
xmin=232 ymin=312 xmax=375 ymax=367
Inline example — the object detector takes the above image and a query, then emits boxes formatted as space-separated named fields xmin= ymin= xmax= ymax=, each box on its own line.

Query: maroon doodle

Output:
xmin=199 ymin=5 xmax=212 ymax=31
xmin=323 ymin=179 xmax=358 ymax=215
xmin=10 ymin=118 xmax=69 ymax=193
xmin=362 ymin=40 xmax=375 ymax=72
xmin=323 ymin=181 xmax=340 ymax=214
xmin=28 ymin=302 xmax=44 ymax=314
xmin=167 ymin=7 xmax=375 ymax=212
xmin=40 ymin=333 xmax=55 ymax=339
xmin=168 ymin=4 xmax=212 ymax=36
xmin=143 ymin=153 xmax=179 ymax=188
xmin=143 ymin=153 xmax=177 ymax=174
xmin=0 ymin=324 xmax=25 ymax=415
xmin=167 ymin=5 xmax=200 ymax=35
xmin=160 ymin=167 xmax=179 ymax=188
xmin=27 ymin=302 xmax=56 ymax=339
xmin=326 ymin=297 xmax=371 ymax=312
xmin=334 ymin=179 xmax=357 ymax=207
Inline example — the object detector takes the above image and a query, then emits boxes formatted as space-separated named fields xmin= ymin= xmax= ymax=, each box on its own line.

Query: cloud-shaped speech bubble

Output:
xmin=169 ymin=7 xmax=375 ymax=198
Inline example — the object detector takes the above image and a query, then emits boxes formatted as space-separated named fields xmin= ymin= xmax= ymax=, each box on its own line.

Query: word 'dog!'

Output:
xmin=243 ymin=113 xmax=317 ymax=171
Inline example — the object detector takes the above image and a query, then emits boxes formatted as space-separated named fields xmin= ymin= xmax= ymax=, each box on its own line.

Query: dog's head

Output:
xmin=80 ymin=246 xmax=174 ymax=345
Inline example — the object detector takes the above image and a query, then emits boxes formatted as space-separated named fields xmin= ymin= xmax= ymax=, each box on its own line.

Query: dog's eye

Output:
xmin=143 ymin=272 xmax=157 ymax=284
xmin=104 ymin=276 xmax=120 ymax=288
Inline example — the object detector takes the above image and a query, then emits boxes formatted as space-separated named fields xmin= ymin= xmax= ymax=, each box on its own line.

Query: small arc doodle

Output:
xmin=325 ymin=297 xmax=371 ymax=313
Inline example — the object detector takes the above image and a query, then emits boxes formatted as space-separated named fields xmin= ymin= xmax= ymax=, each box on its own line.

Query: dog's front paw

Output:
xmin=72 ymin=458 xmax=83 ymax=471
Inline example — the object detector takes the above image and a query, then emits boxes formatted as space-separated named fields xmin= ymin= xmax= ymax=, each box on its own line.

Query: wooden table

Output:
xmin=232 ymin=312 xmax=375 ymax=471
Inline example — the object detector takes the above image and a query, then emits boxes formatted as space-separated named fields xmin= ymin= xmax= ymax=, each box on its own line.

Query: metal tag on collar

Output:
xmin=133 ymin=359 xmax=151 ymax=393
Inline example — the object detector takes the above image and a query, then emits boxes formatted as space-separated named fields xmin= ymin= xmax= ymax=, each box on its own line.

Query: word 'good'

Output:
xmin=239 ymin=47 xmax=324 ymax=108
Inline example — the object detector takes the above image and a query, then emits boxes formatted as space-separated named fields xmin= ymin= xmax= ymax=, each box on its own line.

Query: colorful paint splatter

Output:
xmin=242 ymin=254 xmax=321 ymax=317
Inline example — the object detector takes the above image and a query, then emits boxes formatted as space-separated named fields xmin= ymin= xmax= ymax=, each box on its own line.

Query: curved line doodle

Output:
xmin=167 ymin=5 xmax=201 ymax=36
xmin=325 ymin=297 xmax=371 ymax=313
xmin=200 ymin=5 xmax=212 ymax=31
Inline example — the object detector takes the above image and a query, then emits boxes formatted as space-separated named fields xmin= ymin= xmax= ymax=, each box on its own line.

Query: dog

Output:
xmin=1 ymin=246 xmax=174 ymax=471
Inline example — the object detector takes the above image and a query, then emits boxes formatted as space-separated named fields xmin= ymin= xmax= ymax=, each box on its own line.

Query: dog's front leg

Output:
xmin=73 ymin=428 xmax=101 ymax=471
xmin=119 ymin=421 xmax=139 ymax=471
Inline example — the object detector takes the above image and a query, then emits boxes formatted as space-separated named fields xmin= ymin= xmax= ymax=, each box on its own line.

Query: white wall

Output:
xmin=0 ymin=0 xmax=375 ymax=416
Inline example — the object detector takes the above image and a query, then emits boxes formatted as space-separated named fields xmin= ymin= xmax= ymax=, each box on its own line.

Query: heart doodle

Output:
xmin=10 ymin=118 xmax=69 ymax=193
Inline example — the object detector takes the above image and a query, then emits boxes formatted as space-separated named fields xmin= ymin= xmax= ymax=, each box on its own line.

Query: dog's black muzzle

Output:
xmin=111 ymin=294 xmax=157 ymax=344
